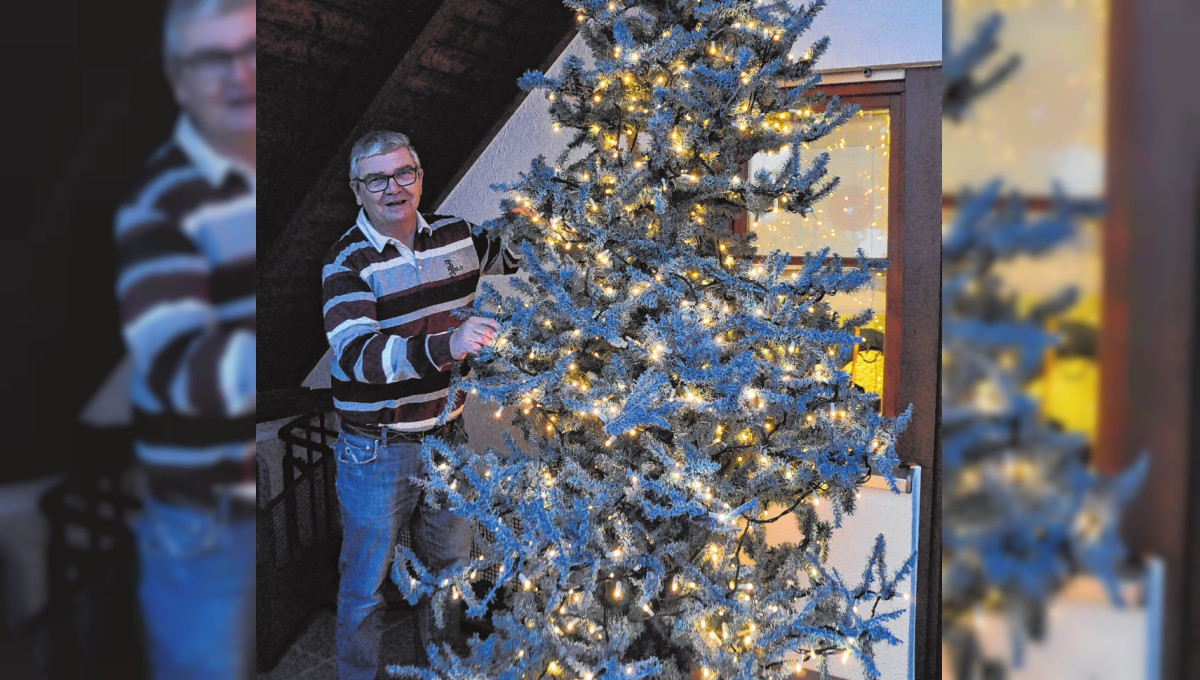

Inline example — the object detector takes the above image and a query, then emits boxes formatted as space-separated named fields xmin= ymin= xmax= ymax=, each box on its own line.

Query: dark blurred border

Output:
xmin=1 ymin=3 xmax=173 ymax=482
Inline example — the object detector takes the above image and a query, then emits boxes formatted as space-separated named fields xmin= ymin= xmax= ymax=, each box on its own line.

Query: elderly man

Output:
xmin=112 ymin=0 xmax=255 ymax=678
xmin=321 ymin=130 xmax=519 ymax=679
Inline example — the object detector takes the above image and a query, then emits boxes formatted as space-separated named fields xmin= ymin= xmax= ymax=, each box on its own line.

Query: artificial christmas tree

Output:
xmin=394 ymin=1 xmax=915 ymax=678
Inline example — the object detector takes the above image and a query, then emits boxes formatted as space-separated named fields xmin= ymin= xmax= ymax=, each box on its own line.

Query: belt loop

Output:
xmin=380 ymin=425 xmax=388 ymax=444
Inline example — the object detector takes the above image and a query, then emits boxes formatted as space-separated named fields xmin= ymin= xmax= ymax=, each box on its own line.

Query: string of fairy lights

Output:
xmin=396 ymin=1 xmax=914 ymax=678
xmin=541 ymin=77 xmax=890 ymax=398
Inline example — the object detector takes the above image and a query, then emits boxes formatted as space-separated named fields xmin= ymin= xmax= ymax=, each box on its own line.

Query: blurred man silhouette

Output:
xmin=112 ymin=1 xmax=255 ymax=677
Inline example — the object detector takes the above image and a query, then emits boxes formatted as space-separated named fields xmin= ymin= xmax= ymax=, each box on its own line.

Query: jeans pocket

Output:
xmin=337 ymin=433 xmax=379 ymax=465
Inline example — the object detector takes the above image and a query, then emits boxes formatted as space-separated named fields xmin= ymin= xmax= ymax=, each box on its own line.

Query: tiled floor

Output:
xmin=257 ymin=605 xmax=422 ymax=680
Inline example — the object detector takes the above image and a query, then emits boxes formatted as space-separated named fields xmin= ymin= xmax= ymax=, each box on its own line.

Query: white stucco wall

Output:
xmin=762 ymin=468 xmax=922 ymax=679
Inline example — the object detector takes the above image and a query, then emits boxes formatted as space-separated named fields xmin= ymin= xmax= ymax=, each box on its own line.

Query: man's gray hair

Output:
xmin=163 ymin=0 xmax=254 ymax=59
xmin=349 ymin=131 xmax=422 ymax=179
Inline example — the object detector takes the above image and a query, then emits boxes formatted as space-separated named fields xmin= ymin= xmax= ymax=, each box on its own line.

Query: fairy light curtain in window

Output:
xmin=749 ymin=108 xmax=891 ymax=398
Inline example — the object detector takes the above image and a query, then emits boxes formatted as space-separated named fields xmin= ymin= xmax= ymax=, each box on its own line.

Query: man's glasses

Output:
xmin=176 ymin=41 xmax=256 ymax=82
xmin=354 ymin=167 xmax=421 ymax=193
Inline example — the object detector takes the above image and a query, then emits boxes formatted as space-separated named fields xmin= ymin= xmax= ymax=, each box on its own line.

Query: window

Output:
xmin=749 ymin=106 xmax=891 ymax=399
xmin=737 ymin=77 xmax=921 ymax=416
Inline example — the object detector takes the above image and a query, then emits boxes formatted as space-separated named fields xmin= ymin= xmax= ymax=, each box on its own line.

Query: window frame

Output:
xmin=736 ymin=77 xmax=919 ymax=427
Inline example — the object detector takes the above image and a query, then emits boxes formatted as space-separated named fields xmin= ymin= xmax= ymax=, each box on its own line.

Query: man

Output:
xmin=321 ymin=130 xmax=519 ymax=680
xmin=113 ymin=1 xmax=255 ymax=677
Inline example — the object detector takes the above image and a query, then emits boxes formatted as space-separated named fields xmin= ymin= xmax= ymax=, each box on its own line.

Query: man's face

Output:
xmin=167 ymin=6 xmax=256 ymax=140
xmin=351 ymin=148 xmax=424 ymax=229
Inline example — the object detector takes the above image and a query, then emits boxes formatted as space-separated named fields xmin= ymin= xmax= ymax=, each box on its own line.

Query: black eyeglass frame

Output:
xmin=353 ymin=166 xmax=422 ymax=193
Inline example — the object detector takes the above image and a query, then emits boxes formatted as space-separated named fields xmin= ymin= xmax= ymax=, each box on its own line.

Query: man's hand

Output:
xmin=449 ymin=317 xmax=501 ymax=360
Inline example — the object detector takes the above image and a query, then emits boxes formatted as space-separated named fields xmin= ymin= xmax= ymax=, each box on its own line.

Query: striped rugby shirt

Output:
xmin=114 ymin=115 xmax=255 ymax=493
xmin=322 ymin=209 xmax=520 ymax=431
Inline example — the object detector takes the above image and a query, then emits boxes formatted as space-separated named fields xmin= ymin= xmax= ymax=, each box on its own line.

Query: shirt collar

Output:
xmin=355 ymin=209 xmax=433 ymax=253
xmin=173 ymin=115 xmax=256 ymax=191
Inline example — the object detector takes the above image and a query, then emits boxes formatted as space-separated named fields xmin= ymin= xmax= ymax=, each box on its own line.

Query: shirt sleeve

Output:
xmin=114 ymin=202 xmax=254 ymax=418
xmin=322 ymin=262 xmax=455 ymax=383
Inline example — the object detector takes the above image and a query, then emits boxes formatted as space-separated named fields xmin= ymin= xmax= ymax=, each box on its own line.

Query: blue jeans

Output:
xmin=335 ymin=426 xmax=472 ymax=680
xmin=134 ymin=493 xmax=255 ymax=680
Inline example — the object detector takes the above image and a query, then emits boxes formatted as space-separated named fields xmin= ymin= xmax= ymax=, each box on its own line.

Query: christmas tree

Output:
xmin=941 ymin=6 xmax=1147 ymax=678
xmin=394 ymin=1 xmax=914 ymax=678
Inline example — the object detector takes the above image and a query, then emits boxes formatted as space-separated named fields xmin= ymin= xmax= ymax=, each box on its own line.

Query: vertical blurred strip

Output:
xmin=1097 ymin=1 xmax=1200 ymax=678
xmin=940 ymin=0 xmax=1167 ymax=678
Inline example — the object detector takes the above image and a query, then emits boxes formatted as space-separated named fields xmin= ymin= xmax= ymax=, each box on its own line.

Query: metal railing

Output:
xmin=256 ymin=408 xmax=341 ymax=672
xmin=256 ymin=406 xmax=503 ymax=670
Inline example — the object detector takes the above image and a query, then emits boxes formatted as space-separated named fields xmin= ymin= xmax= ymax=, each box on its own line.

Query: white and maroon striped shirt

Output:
xmin=114 ymin=115 xmax=255 ymax=493
xmin=321 ymin=209 xmax=519 ymax=431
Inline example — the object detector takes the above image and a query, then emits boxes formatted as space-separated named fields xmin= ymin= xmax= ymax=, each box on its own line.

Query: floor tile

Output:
xmin=293 ymin=607 xmax=337 ymax=661
xmin=380 ymin=609 xmax=422 ymax=667
xmin=298 ymin=658 xmax=337 ymax=679
xmin=258 ymin=645 xmax=324 ymax=680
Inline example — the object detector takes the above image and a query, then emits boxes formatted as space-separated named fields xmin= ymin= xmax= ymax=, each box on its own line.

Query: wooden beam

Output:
xmin=882 ymin=65 xmax=941 ymax=680
xmin=455 ymin=0 xmax=521 ymax=32
xmin=307 ymin=0 xmax=391 ymax=19
xmin=418 ymin=42 xmax=494 ymax=78
xmin=258 ymin=20 xmax=357 ymax=71
xmin=258 ymin=0 xmax=373 ymax=46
